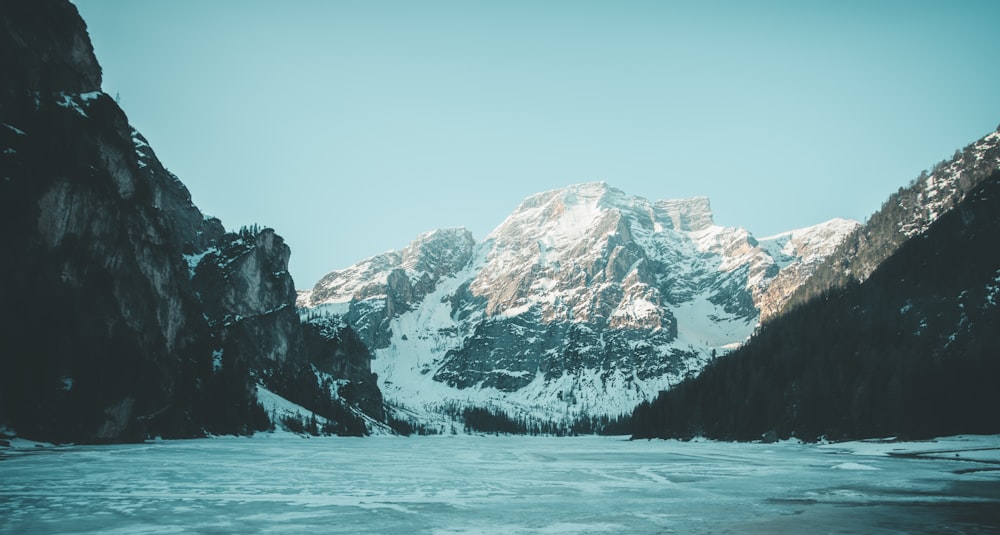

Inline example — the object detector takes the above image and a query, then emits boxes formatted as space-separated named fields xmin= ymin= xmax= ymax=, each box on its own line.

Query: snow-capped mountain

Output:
xmin=300 ymin=182 xmax=857 ymax=426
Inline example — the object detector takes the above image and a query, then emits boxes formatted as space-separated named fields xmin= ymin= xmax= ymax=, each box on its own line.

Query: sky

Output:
xmin=72 ymin=0 xmax=1000 ymax=288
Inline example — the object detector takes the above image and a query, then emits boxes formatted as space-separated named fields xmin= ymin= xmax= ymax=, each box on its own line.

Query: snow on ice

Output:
xmin=1 ymin=435 xmax=998 ymax=534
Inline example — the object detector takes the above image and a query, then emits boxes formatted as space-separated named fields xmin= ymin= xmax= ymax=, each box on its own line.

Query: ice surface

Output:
xmin=832 ymin=462 xmax=881 ymax=470
xmin=1 ymin=435 xmax=998 ymax=534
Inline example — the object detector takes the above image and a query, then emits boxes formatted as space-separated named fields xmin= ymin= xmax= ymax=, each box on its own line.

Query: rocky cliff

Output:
xmin=301 ymin=315 xmax=385 ymax=423
xmin=192 ymin=227 xmax=303 ymax=368
xmin=302 ymin=228 xmax=476 ymax=351
xmin=0 ymin=0 xmax=214 ymax=442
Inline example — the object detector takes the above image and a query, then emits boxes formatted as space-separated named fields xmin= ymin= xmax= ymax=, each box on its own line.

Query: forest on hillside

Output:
xmin=631 ymin=171 xmax=1000 ymax=442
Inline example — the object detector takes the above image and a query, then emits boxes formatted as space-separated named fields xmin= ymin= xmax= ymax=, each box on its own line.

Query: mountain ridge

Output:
xmin=301 ymin=182 xmax=858 ymax=428
xmin=779 ymin=127 xmax=1000 ymax=318
xmin=631 ymin=124 xmax=1000 ymax=441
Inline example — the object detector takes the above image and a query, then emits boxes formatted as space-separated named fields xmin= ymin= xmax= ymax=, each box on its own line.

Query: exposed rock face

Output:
xmin=188 ymin=225 xmax=385 ymax=436
xmin=0 ymin=0 xmax=386 ymax=441
xmin=306 ymin=228 xmax=476 ymax=350
xmin=303 ymin=182 xmax=857 ymax=424
xmin=310 ymin=228 xmax=476 ymax=307
xmin=0 ymin=2 xmax=214 ymax=441
xmin=754 ymin=218 xmax=862 ymax=321
xmin=657 ymin=196 xmax=714 ymax=232
xmin=302 ymin=317 xmax=385 ymax=422
xmin=192 ymin=227 xmax=303 ymax=367
xmin=130 ymin=128 xmax=212 ymax=248
xmin=0 ymin=0 xmax=101 ymax=100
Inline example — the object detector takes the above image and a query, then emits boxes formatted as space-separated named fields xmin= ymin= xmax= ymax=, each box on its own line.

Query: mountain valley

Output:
xmin=2 ymin=0 xmax=998 ymax=444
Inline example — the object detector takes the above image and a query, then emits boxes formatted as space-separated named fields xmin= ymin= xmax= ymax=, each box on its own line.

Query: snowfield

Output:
xmin=1 ymin=435 xmax=998 ymax=534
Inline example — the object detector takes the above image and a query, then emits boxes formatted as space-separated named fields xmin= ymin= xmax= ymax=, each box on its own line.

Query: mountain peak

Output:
xmin=1 ymin=1 xmax=102 ymax=95
xmin=399 ymin=227 xmax=475 ymax=274
xmin=511 ymin=181 xmax=618 ymax=213
xmin=655 ymin=196 xmax=714 ymax=232
xmin=496 ymin=183 xmax=721 ymax=243
xmin=488 ymin=182 xmax=620 ymax=245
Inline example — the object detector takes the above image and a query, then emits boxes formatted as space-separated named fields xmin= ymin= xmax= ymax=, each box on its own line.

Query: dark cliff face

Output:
xmin=0 ymin=6 xmax=214 ymax=441
xmin=191 ymin=226 xmax=381 ymax=436
xmin=0 ymin=0 xmax=386 ymax=441
xmin=192 ymin=227 xmax=304 ymax=368
xmin=0 ymin=0 xmax=101 ymax=102
xmin=302 ymin=317 xmax=385 ymax=422
xmin=433 ymin=312 xmax=685 ymax=393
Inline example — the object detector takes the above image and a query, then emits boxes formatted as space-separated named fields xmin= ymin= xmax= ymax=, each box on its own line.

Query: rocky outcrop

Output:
xmin=187 ymin=224 xmax=383 ymax=436
xmin=305 ymin=228 xmax=476 ymax=349
xmin=433 ymin=315 xmax=687 ymax=395
xmin=0 ymin=0 xmax=101 ymax=101
xmin=192 ymin=227 xmax=303 ymax=368
xmin=131 ymin=128 xmax=211 ymax=248
xmin=656 ymin=196 xmax=714 ymax=232
xmin=754 ymin=218 xmax=862 ymax=321
xmin=302 ymin=317 xmax=384 ymax=422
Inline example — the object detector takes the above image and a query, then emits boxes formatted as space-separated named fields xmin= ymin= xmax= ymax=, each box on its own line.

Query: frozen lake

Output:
xmin=2 ymin=435 xmax=999 ymax=534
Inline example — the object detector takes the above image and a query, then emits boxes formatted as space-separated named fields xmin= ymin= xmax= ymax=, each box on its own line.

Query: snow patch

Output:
xmin=832 ymin=462 xmax=881 ymax=471
xmin=55 ymin=92 xmax=102 ymax=118
xmin=2 ymin=122 xmax=26 ymax=136
xmin=984 ymin=269 xmax=1000 ymax=308
xmin=182 ymin=247 xmax=217 ymax=276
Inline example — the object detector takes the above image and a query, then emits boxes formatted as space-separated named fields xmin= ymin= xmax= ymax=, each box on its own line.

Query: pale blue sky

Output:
xmin=73 ymin=1 xmax=1000 ymax=288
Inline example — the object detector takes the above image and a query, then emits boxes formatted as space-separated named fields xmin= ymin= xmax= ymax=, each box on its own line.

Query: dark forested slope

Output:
xmin=632 ymin=169 xmax=1000 ymax=442
xmin=780 ymin=127 xmax=1000 ymax=317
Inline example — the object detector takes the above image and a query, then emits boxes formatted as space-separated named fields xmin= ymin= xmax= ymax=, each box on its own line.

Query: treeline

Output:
xmin=442 ymin=404 xmax=631 ymax=436
xmin=257 ymin=365 xmax=369 ymax=437
xmin=631 ymin=171 xmax=1000 ymax=442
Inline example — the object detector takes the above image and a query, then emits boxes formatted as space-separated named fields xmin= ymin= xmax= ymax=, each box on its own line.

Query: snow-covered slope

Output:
xmin=301 ymin=182 xmax=856 ymax=427
xmin=756 ymin=218 xmax=862 ymax=320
